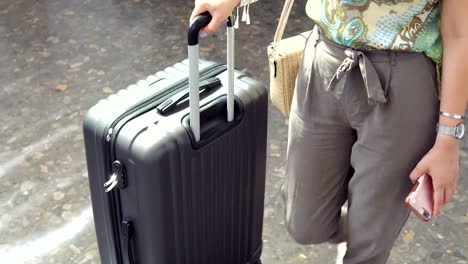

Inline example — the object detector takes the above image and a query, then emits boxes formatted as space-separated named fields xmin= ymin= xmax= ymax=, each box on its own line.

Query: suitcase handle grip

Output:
xmin=188 ymin=12 xmax=235 ymax=142
xmin=188 ymin=12 xmax=213 ymax=46
xmin=156 ymin=77 xmax=221 ymax=115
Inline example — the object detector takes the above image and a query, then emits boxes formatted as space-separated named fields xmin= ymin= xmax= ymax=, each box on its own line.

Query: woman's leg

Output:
xmin=284 ymin=35 xmax=354 ymax=245
xmin=284 ymin=32 xmax=439 ymax=262
xmin=343 ymin=53 xmax=439 ymax=263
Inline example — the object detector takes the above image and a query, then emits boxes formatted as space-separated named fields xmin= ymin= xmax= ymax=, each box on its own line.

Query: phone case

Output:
xmin=405 ymin=174 xmax=434 ymax=221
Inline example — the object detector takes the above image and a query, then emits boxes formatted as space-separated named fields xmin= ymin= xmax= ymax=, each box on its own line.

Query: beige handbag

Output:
xmin=268 ymin=0 xmax=311 ymax=117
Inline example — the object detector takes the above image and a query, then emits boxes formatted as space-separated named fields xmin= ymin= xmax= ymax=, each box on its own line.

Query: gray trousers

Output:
xmin=284 ymin=29 xmax=440 ymax=263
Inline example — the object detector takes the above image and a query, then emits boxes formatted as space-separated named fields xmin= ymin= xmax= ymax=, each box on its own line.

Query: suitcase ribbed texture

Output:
xmin=85 ymin=59 xmax=267 ymax=264
xmin=168 ymin=122 xmax=261 ymax=264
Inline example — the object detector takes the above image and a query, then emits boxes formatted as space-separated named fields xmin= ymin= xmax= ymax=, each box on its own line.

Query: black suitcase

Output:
xmin=83 ymin=13 xmax=268 ymax=264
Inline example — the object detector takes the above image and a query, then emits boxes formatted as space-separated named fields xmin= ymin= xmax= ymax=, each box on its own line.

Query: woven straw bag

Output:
xmin=268 ymin=0 xmax=311 ymax=117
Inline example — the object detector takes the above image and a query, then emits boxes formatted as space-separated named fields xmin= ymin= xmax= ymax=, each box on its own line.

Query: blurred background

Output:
xmin=0 ymin=0 xmax=467 ymax=263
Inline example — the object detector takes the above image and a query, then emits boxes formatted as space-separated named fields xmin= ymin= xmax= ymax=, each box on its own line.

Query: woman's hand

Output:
xmin=409 ymin=135 xmax=460 ymax=218
xmin=190 ymin=0 xmax=240 ymax=35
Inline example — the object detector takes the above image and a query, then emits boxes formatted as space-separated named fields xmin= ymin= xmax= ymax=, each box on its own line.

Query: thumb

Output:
xmin=409 ymin=162 xmax=428 ymax=183
xmin=190 ymin=3 xmax=208 ymax=22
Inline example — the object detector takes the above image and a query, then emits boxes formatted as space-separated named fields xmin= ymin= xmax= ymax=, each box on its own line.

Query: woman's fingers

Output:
xmin=190 ymin=0 xmax=237 ymax=36
xmin=444 ymin=186 xmax=455 ymax=204
xmin=409 ymin=163 xmax=427 ymax=183
xmin=433 ymin=185 xmax=444 ymax=217
xmin=203 ymin=16 xmax=225 ymax=34
xmin=190 ymin=3 xmax=223 ymax=36
xmin=190 ymin=2 xmax=208 ymax=22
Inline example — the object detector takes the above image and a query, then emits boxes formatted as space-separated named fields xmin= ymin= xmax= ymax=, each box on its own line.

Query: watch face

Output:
xmin=457 ymin=123 xmax=465 ymax=139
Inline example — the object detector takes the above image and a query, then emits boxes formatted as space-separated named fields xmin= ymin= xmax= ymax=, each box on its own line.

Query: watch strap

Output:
xmin=437 ymin=124 xmax=457 ymax=137
xmin=436 ymin=123 xmax=464 ymax=139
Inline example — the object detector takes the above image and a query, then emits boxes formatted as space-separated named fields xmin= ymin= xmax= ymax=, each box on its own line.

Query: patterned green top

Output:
xmin=305 ymin=0 xmax=442 ymax=63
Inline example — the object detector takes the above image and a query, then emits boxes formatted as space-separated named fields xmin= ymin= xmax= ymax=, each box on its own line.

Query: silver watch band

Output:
xmin=437 ymin=125 xmax=457 ymax=137
xmin=436 ymin=123 xmax=465 ymax=139
xmin=439 ymin=111 xmax=465 ymax=120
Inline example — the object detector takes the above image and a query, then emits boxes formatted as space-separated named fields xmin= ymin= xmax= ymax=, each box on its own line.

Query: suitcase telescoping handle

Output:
xmin=188 ymin=12 xmax=235 ymax=142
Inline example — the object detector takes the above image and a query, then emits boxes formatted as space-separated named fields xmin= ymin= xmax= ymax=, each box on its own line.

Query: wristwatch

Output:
xmin=436 ymin=122 xmax=465 ymax=139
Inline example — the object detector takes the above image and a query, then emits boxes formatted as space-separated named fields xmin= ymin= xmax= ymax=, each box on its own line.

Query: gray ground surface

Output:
xmin=0 ymin=0 xmax=467 ymax=263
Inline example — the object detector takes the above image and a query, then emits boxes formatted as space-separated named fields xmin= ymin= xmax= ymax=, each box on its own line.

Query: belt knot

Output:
xmin=327 ymin=48 xmax=388 ymax=105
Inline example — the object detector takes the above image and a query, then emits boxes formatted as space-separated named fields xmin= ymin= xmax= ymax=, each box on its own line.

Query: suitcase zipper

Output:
xmin=102 ymin=63 xmax=227 ymax=263
xmin=104 ymin=160 xmax=125 ymax=192
xmin=105 ymin=64 xmax=226 ymax=191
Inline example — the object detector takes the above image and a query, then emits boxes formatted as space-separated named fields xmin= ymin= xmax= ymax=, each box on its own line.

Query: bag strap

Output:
xmin=273 ymin=0 xmax=295 ymax=44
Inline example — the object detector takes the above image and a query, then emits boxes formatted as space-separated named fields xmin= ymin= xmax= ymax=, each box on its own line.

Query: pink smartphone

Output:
xmin=405 ymin=174 xmax=434 ymax=221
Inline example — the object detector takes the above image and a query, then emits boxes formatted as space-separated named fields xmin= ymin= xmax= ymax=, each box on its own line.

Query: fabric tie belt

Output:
xmin=326 ymin=48 xmax=388 ymax=105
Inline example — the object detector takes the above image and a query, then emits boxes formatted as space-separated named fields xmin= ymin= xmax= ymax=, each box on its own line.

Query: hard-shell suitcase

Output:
xmin=83 ymin=13 xmax=268 ymax=264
